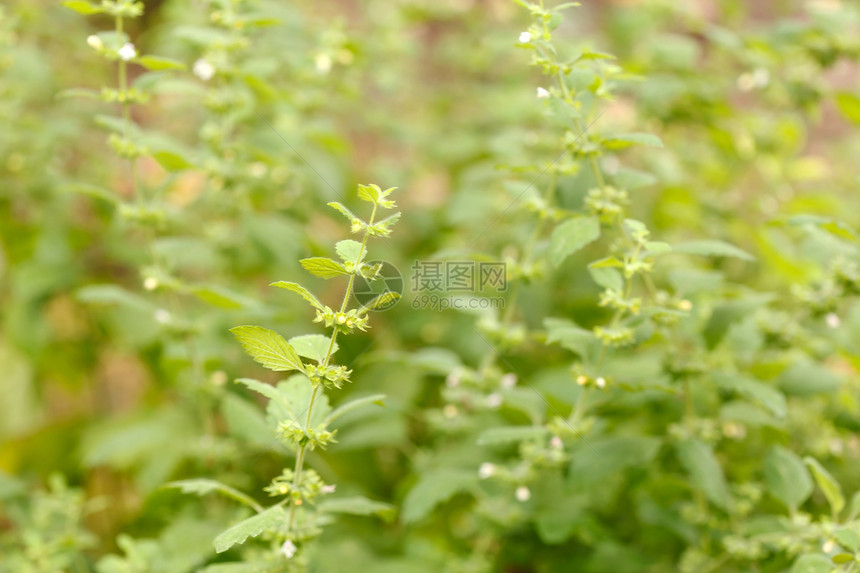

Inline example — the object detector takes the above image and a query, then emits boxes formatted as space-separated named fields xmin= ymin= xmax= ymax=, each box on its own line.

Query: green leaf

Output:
xmin=832 ymin=553 xmax=855 ymax=565
xmin=358 ymin=291 xmax=401 ymax=314
xmin=549 ymin=216 xmax=600 ymax=267
xmin=152 ymin=150 xmax=194 ymax=171
xmin=544 ymin=317 xmax=594 ymax=356
xmin=588 ymin=265 xmax=622 ymax=291
xmin=234 ymin=378 xmax=285 ymax=407
xmin=165 ymin=479 xmax=262 ymax=512
xmin=317 ymin=496 xmax=395 ymax=521
xmin=64 ymin=182 xmax=119 ymax=204
xmin=325 ymin=394 xmax=386 ymax=425
xmin=570 ymin=435 xmax=661 ymax=486
xmin=676 ymin=438 xmax=731 ymax=510
xmin=76 ymin=284 xmax=154 ymax=312
xmin=135 ymin=55 xmax=186 ymax=71
xmin=764 ymin=446 xmax=813 ymax=511
xmin=300 ymin=257 xmax=349 ymax=279
xmin=357 ymin=184 xmax=381 ymax=203
xmin=477 ymin=426 xmax=549 ymax=446
xmin=779 ymin=360 xmax=841 ymax=396
xmin=191 ymin=286 xmax=255 ymax=310
xmin=328 ymin=201 xmax=360 ymax=223
xmin=790 ymin=554 xmax=832 ymax=573
xmin=288 ymin=334 xmax=336 ymax=363
xmin=804 ymin=457 xmax=845 ymax=515
xmin=601 ymin=132 xmax=663 ymax=149
xmin=213 ymin=506 xmax=285 ymax=553
xmin=835 ymin=92 xmax=860 ymax=126
xmin=270 ymin=281 xmax=324 ymax=311
xmin=230 ymin=326 xmax=304 ymax=372
xmin=713 ymin=372 xmax=786 ymax=418
xmin=335 ymin=240 xmax=366 ymax=266
xmin=672 ymin=239 xmax=755 ymax=261
xmin=402 ymin=469 xmax=478 ymax=524
xmin=835 ymin=528 xmax=860 ymax=553
xmin=703 ymin=295 xmax=773 ymax=349
xmin=63 ymin=0 xmax=102 ymax=14
xmin=221 ymin=393 xmax=275 ymax=450
xmin=847 ymin=490 xmax=860 ymax=521
xmin=56 ymin=88 xmax=100 ymax=100
xmin=266 ymin=374 xmax=331 ymax=429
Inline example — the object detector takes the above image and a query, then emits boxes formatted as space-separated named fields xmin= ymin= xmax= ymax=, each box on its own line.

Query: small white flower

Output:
xmin=822 ymin=539 xmax=835 ymax=553
xmin=315 ymin=53 xmax=332 ymax=74
xmin=321 ymin=484 xmax=337 ymax=494
xmin=281 ymin=540 xmax=297 ymax=559
xmin=500 ymin=373 xmax=517 ymax=389
xmin=550 ymin=436 xmax=563 ymax=450
xmin=86 ymin=35 xmax=103 ymax=50
xmin=193 ymin=58 xmax=215 ymax=81
xmin=478 ymin=462 xmax=496 ymax=479
xmin=154 ymin=309 xmax=171 ymax=324
xmin=576 ymin=375 xmax=588 ymax=386
xmin=678 ymin=299 xmax=693 ymax=311
xmin=826 ymin=312 xmax=840 ymax=329
xmin=443 ymin=404 xmax=458 ymax=418
xmin=118 ymin=42 xmax=137 ymax=61
xmin=595 ymin=377 xmax=606 ymax=389
xmin=486 ymin=392 xmax=503 ymax=409
xmin=249 ymin=162 xmax=267 ymax=178
xmin=519 ymin=31 xmax=532 ymax=43
xmin=143 ymin=277 xmax=158 ymax=291
xmin=515 ymin=485 xmax=531 ymax=502
xmin=446 ymin=371 xmax=461 ymax=388
xmin=536 ymin=87 xmax=550 ymax=99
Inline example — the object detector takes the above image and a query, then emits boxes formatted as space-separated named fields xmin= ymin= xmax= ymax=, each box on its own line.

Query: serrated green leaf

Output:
xmin=288 ymin=334 xmax=336 ymax=363
xmin=221 ymin=393 xmax=275 ymax=450
xmin=804 ymin=457 xmax=845 ymax=515
xmin=676 ymin=438 xmax=731 ymax=510
xmin=764 ymin=446 xmax=813 ymax=511
xmin=325 ymin=394 xmax=386 ymax=425
xmin=266 ymin=374 xmax=331 ymax=429
xmin=317 ymin=496 xmax=395 ymax=521
xmin=477 ymin=426 xmax=548 ymax=445
xmin=672 ymin=239 xmax=755 ymax=261
xmin=549 ymin=216 xmax=600 ymax=267
xmin=300 ymin=257 xmax=349 ymax=279
xmin=357 ymin=184 xmax=381 ymax=203
xmin=135 ymin=55 xmax=186 ymax=71
xmin=230 ymin=326 xmax=304 ymax=372
xmin=270 ymin=281 xmax=324 ymax=311
xmin=358 ymin=291 xmax=401 ymax=314
xmin=335 ymin=240 xmax=366 ymax=265
xmin=402 ymin=469 xmax=478 ymax=524
xmin=213 ymin=506 xmax=284 ymax=553
xmin=328 ymin=201 xmax=360 ymax=223
xmin=165 ymin=479 xmax=262 ymax=511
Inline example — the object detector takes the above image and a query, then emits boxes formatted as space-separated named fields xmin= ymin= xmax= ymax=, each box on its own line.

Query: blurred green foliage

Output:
xmin=1 ymin=0 xmax=860 ymax=571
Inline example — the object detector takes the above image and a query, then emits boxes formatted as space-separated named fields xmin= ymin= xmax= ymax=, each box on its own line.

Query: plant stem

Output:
xmin=286 ymin=202 xmax=379 ymax=532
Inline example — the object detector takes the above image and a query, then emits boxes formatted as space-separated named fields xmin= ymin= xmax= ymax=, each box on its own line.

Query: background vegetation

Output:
xmin=2 ymin=0 xmax=860 ymax=571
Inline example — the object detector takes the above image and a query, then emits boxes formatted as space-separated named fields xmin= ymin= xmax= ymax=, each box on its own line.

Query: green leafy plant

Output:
xmin=169 ymin=184 xmax=400 ymax=569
